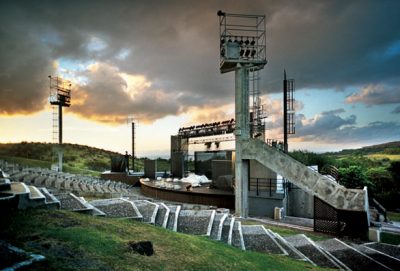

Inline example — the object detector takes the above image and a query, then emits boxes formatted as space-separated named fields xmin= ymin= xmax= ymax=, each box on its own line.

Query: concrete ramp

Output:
xmin=241 ymin=139 xmax=367 ymax=211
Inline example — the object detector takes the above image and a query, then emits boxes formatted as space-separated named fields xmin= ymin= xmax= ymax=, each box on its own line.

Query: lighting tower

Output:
xmin=283 ymin=70 xmax=295 ymax=153
xmin=49 ymin=75 xmax=71 ymax=172
xmin=218 ymin=11 xmax=267 ymax=217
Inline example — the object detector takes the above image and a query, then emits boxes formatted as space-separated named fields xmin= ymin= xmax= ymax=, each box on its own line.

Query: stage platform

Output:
xmin=140 ymin=179 xmax=234 ymax=209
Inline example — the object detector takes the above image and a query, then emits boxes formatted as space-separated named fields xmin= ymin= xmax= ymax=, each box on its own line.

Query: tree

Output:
xmin=338 ymin=165 xmax=372 ymax=189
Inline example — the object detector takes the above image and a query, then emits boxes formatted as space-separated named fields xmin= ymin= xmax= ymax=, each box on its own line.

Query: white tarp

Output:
xmin=181 ymin=173 xmax=211 ymax=187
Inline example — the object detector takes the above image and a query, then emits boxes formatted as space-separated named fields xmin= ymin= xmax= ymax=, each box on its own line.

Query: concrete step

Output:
xmin=0 ymin=178 xmax=11 ymax=191
xmin=221 ymin=216 xmax=235 ymax=245
xmin=284 ymin=234 xmax=341 ymax=269
xmin=166 ymin=204 xmax=181 ymax=232
xmin=210 ymin=213 xmax=228 ymax=240
xmin=26 ymin=185 xmax=46 ymax=208
xmin=352 ymin=243 xmax=400 ymax=271
xmin=2 ymin=182 xmax=31 ymax=210
xmin=364 ymin=242 xmax=400 ymax=261
xmin=23 ymin=174 xmax=39 ymax=185
xmin=38 ymin=187 xmax=60 ymax=209
xmin=89 ymin=198 xmax=140 ymax=219
xmin=9 ymin=172 xmax=30 ymax=182
xmin=57 ymin=193 xmax=96 ymax=214
xmin=241 ymin=225 xmax=286 ymax=254
xmin=33 ymin=175 xmax=48 ymax=187
xmin=154 ymin=202 xmax=170 ymax=228
xmin=132 ymin=200 xmax=159 ymax=224
xmin=316 ymin=238 xmax=391 ymax=271
xmin=231 ymin=221 xmax=245 ymax=250
xmin=177 ymin=209 xmax=215 ymax=236
xmin=267 ymin=230 xmax=313 ymax=262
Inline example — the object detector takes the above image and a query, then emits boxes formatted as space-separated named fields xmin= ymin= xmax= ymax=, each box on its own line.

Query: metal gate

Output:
xmin=314 ymin=196 xmax=369 ymax=238
xmin=314 ymin=196 xmax=341 ymax=234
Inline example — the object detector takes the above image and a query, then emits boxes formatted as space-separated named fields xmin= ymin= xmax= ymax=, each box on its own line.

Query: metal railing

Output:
xmin=248 ymin=177 xmax=285 ymax=197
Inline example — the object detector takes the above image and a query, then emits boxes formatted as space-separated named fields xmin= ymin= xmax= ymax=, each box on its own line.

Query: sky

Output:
xmin=1 ymin=0 xmax=400 ymax=157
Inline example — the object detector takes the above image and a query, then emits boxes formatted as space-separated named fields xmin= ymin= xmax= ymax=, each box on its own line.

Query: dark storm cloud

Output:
xmin=392 ymin=105 xmax=400 ymax=114
xmin=1 ymin=0 xmax=400 ymax=121
xmin=294 ymin=110 xmax=400 ymax=144
xmin=346 ymin=84 xmax=400 ymax=106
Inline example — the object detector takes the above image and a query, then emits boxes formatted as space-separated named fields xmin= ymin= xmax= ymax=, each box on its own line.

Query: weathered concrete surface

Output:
xmin=241 ymin=139 xmax=367 ymax=211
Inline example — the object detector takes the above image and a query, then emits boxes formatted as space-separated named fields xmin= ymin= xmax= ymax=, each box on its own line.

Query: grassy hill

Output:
xmin=0 ymin=142 xmax=170 ymax=176
xmin=328 ymin=141 xmax=400 ymax=161
xmin=0 ymin=209 xmax=326 ymax=271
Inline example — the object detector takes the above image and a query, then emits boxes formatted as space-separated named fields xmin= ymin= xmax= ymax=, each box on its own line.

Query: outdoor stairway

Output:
xmin=241 ymin=139 xmax=367 ymax=212
xmin=2 ymin=163 xmax=400 ymax=271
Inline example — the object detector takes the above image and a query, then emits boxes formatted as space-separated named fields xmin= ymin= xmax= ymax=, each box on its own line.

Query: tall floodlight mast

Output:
xmin=218 ymin=11 xmax=267 ymax=217
xmin=49 ymin=76 xmax=71 ymax=172
xmin=283 ymin=70 xmax=295 ymax=153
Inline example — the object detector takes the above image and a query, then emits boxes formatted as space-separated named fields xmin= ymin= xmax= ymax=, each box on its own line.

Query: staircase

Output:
xmin=241 ymin=139 xmax=367 ymax=211
xmin=1 ymin=162 xmax=400 ymax=271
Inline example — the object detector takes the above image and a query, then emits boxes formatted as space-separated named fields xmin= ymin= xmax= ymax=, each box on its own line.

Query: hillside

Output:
xmin=0 ymin=142 xmax=170 ymax=176
xmin=0 ymin=209 xmax=325 ymax=271
xmin=330 ymin=141 xmax=400 ymax=158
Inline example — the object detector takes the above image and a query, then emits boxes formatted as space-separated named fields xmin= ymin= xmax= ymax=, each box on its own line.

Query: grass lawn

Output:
xmin=0 ymin=209 xmax=331 ymax=271
xmin=387 ymin=211 xmax=400 ymax=222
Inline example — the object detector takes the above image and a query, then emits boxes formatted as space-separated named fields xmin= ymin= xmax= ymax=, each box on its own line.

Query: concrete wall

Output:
xmin=287 ymin=184 xmax=314 ymax=218
xmin=171 ymin=152 xmax=184 ymax=178
xmin=144 ymin=160 xmax=157 ymax=179
xmin=249 ymin=193 xmax=286 ymax=217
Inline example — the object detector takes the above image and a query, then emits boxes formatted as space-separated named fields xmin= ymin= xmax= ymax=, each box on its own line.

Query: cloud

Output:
xmin=1 ymin=0 xmax=400 ymax=124
xmin=392 ymin=105 xmax=400 ymax=114
xmin=290 ymin=110 xmax=400 ymax=144
xmin=69 ymin=62 xmax=182 ymax=124
xmin=346 ymin=84 xmax=400 ymax=105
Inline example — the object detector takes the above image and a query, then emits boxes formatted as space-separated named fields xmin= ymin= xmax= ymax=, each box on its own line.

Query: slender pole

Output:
xmin=132 ymin=122 xmax=135 ymax=172
xmin=283 ymin=70 xmax=288 ymax=153
xmin=58 ymin=104 xmax=63 ymax=171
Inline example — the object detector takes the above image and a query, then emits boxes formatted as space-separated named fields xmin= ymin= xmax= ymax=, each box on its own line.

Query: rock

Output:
xmin=128 ymin=241 xmax=154 ymax=256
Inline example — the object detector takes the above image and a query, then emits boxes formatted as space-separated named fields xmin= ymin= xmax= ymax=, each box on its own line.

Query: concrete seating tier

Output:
xmin=1 ymin=163 xmax=399 ymax=271
xmin=166 ymin=204 xmax=181 ymax=232
xmin=364 ymin=242 xmax=400 ymax=261
xmin=351 ymin=243 xmax=400 ymax=270
xmin=154 ymin=202 xmax=170 ymax=228
xmin=89 ymin=198 xmax=141 ymax=220
xmin=210 ymin=213 xmax=228 ymax=240
xmin=284 ymin=234 xmax=341 ymax=269
xmin=221 ymin=216 xmax=235 ymax=245
xmin=316 ymin=238 xmax=391 ymax=271
xmin=132 ymin=200 xmax=159 ymax=224
xmin=241 ymin=225 xmax=286 ymax=254
xmin=177 ymin=210 xmax=216 ymax=236
xmin=231 ymin=221 xmax=245 ymax=250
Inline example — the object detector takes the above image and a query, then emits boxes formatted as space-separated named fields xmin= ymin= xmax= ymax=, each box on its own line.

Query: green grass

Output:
xmin=387 ymin=211 xmax=400 ymax=222
xmin=0 ymin=155 xmax=51 ymax=168
xmin=366 ymin=154 xmax=400 ymax=161
xmin=0 ymin=209 xmax=330 ymax=271
xmin=381 ymin=232 xmax=400 ymax=245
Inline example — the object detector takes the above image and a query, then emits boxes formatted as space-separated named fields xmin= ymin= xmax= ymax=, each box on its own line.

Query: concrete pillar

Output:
xmin=235 ymin=64 xmax=249 ymax=217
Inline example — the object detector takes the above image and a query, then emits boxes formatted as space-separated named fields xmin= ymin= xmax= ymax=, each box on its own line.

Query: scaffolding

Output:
xmin=49 ymin=76 xmax=71 ymax=172
xmin=249 ymin=68 xmax=267 ymax=140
